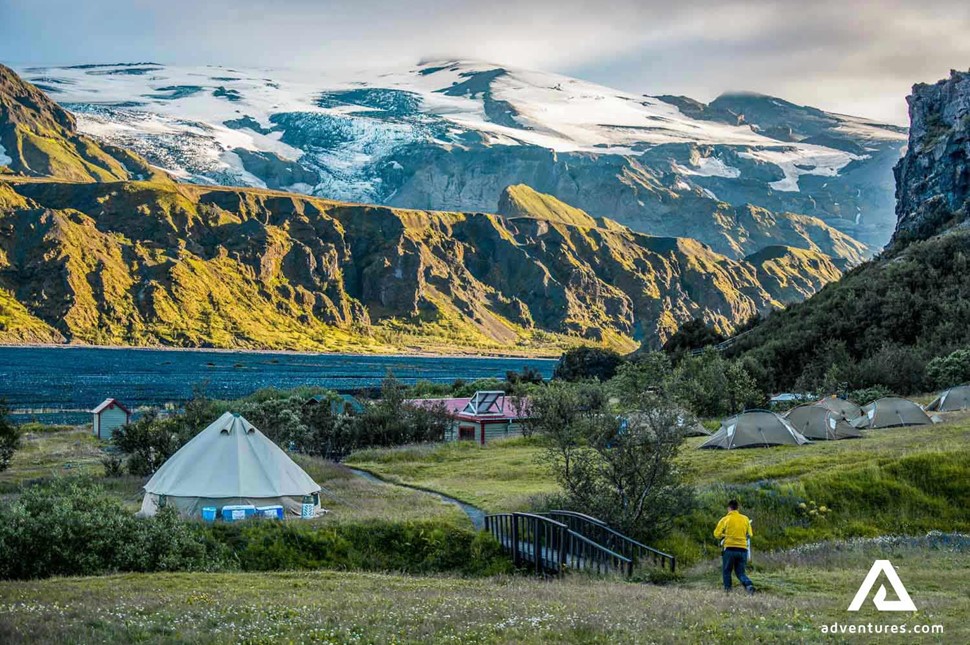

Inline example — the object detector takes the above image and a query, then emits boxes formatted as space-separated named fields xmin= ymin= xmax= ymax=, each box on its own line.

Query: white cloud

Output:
xmin=1 ymin=0 xmax=967 ymax=124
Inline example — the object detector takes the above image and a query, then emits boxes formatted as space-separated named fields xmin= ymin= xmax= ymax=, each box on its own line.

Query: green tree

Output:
xmin=112 ymin=410 xmax=184 ymax=476
xmin=0 ymin=400 xmax=21 ymax=472
xmin=553 ymin=347 xmax=624 ymax=382
xmin=530 ymin=383 xmax=693 ymax=540
xmin=661 ymin=318 xmax=725 ymax=355
xmin=668 ymin=349 xmax=762 ymax=417
xmin=609 ymin=352 xmax=672 ymax=405
xmin=926 ymin=348 xmax=970 ymax=389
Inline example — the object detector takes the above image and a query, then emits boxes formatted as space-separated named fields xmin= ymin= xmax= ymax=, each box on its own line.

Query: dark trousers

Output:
xmin=722 ymin=548 xmax=753 ymax=590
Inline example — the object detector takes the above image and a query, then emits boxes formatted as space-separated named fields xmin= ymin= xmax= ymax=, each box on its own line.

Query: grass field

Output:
xmin=347 ymin=438 xmax=550 ymax=512
xmin=0 ymin=534 xmax=965 ymax=643
xmin=2 ymin=418 xmax=968 ymax=643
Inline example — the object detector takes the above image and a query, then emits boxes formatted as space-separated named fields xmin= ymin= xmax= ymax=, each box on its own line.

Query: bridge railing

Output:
xmin=563 ymin=528 xmax=633 ymax=576
xmin=541 ymin=510 xmax=677 ymax=573
xmin=485 ymin=512 xmax=633 ymax=577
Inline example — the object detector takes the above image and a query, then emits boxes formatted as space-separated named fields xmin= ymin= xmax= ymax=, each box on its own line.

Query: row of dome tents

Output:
xmin=700 ymin=394 xmax=944 ymax=450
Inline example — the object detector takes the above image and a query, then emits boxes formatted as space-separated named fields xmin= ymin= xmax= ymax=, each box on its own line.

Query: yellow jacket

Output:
xmin=714 ymin=510 xmax=753 ymax=549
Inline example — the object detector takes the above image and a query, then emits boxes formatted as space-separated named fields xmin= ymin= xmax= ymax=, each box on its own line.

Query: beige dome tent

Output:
xmin=815 ymin=396 xmax=863 ymax=421
xmin=785 ymin=405 xmax=863 ymax=440
xmin=851 ymin=398 xmax=933 ymax=429
xmin=926 ymin=385 xmax=970 ymax=412
xmin=139 ymin=412 xmax=322 ymax=518
xmin=700 ymin=411 xmax=810 ymax=449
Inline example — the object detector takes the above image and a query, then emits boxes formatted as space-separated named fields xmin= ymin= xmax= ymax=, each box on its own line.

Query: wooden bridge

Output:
xmin=484 ymin=510 xmax=676 ymax=577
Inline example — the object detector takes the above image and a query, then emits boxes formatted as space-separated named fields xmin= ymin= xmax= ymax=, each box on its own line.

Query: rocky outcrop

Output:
xmin=0 ymin=64 xmax=161 ymax=182
xmin=893 ymin=69 xmax=970 ymax=243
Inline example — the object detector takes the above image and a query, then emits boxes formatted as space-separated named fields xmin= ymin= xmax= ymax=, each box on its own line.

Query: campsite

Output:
xmin=0 ymin=15 xmax=968 ymax=641
xmin=1 ymin=352 xmax=968 ymax=642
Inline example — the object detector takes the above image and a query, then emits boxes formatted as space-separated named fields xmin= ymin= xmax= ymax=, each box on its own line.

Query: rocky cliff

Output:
xmin=728 ymin=70 xmax=970 ymax=392
xmin=893 ymin=69 xmax=970 ymax=243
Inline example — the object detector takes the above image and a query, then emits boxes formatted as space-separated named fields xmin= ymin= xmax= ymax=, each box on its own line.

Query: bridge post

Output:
xmin=533 ymin=516 xmax=541 ymax=575
xmin=556 ymin=524 xmax=566 ymax=575
xmin=511 ymin=513 xmax=521 ymax=568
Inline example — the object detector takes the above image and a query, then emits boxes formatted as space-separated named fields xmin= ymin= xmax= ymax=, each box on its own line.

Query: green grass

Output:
xmin=3 ymin=419 xmax=969 ymax=642
xmin=347 ymin=437 xmax=552 ymax=512
xmin=0 ymin=535 xmax=965 ymax=643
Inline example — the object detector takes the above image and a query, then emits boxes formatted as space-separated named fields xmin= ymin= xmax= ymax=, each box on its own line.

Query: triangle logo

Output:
xmin=847 ymin=560 xmax=917 ymax=612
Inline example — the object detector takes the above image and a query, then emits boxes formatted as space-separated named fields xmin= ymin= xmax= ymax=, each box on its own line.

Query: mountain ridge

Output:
xmin=18 ymin=59 xmax=904 ymax=250
xmin=0 ymin=63 xmax=850 ymax=355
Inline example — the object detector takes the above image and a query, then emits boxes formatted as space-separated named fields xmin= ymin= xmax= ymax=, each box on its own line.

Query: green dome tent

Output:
xmin=851 ymin=398 xmax=934 ymax=429
xmin=815 ymin=396 xmax=863 ymax=421
xmin=785 ymin=405 xmax=863 ymax=440
xmin=139 ymin=412 xmax=322 ymax=518
xmin=926 ymin=385 xmax=970 ymax=412
xmin=700 ymin=411 xmax=810 ymax=449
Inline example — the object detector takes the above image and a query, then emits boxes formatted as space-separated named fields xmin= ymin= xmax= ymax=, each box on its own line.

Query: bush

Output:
xmin=609 ymin=352 xmax=672 ymax=405
xmin=206 ymin=519 xmax=511 ymax=576
xmin=553 ymin=347 xmax=624 ymax=382
xmin=0 ymin=479 xmax=511 ymax=580
xmin=926 ymin=347 xmax=970 ymax=389
xmin=0 ymin=400 xmax=20 ymax=472
xmin=667 ymin=349 xmax=763 ymax=417
xmin=846 ymin=385 xmax=894 ymax=406
xmin=112 ymin=410 xmax=186 ymax=476
xmin=0 ymin=479 xmax=229 ymax=580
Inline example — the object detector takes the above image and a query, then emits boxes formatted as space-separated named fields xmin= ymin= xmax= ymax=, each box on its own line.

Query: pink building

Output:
xmin=405 ymin=391 xmax=530 ymax=445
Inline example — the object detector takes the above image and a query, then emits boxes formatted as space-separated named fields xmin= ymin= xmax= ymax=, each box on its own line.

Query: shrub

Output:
xmin=101 ymin=453 xmax=124 ymax=477
xmin=667 ymin=349 xmax=763 ymax=417
xmin=926 ymin=347 xmax=970 ymax=389
xmin=846 ymin=385 xmax=894 ymax=406
xmin=206 ymin=519 xmax=511 ymax=576
xmin=112 ymin=410 xmax=185 ymax=476
xmin=0 ymin=479 xmax=229 ymax=580
xmin=609 ymin=352 xmax=672 ymax=404
xmin=0 ymin=400 xmax=20 ymax=472
xmin=553 ymin=347 xmax=624 ymax=382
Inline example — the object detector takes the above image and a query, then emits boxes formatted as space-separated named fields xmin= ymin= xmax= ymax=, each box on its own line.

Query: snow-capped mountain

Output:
xmin=22 ymin=60 xmax=907 ymax=251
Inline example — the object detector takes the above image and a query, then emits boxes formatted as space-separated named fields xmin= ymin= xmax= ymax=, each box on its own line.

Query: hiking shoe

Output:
xmin=746 ymin=586 xmax=756 ymax=596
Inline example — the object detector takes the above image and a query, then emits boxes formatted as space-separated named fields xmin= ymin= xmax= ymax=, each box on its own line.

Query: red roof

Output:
xmin=90 ymin=398 xmax=131 ymax=415
xmin=404 ymin=393 xmax=530 ymax=422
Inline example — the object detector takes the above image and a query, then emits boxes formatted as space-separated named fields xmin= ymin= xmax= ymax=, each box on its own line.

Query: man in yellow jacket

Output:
xmin=713 ymin=499 xmax=755 ymax=594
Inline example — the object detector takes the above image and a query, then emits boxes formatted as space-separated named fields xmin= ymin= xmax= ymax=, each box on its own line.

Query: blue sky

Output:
xmin=2 ymin=0 xmax=968 ymax=124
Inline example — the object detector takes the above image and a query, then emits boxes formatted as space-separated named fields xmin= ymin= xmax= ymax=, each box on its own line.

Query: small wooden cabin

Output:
xmin=91 ymin=398 xmax=131 ymax=440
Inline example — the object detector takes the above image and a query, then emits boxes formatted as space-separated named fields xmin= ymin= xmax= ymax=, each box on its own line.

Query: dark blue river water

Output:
xmin=0 ymin=347 xmax=555 ymax=424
